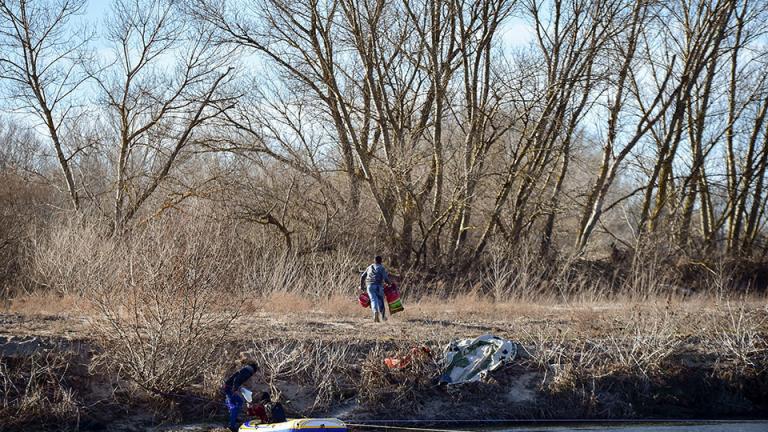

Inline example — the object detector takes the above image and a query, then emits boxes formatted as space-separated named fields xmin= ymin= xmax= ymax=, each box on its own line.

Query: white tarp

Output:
xmin=439 ymin=334 xmax=517 ymax=384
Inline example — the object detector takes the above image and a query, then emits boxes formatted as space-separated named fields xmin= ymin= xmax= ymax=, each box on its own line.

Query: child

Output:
xmin=247 ymin=392 xmax=287 ymax=424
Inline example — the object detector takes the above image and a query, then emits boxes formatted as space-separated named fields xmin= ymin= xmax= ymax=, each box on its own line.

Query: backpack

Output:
xmin=269 ymin=402 xmax=286 ymax=423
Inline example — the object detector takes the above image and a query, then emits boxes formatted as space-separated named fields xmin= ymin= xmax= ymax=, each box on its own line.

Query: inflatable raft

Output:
xmin=239 ymin=418 xmax=347 ymax=432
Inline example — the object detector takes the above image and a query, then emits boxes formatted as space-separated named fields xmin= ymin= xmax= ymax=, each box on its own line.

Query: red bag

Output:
xmin=384 ymin=283 xmax=404 ymax=313
xmin=358 ymin=292 xmax=370 ymax=308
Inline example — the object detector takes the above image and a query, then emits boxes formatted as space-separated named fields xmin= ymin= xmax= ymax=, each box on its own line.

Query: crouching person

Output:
xmin=248 ymin=392 xmax=287 ymax=424
xmin=222 ymin=359 xmax=259 ymax=432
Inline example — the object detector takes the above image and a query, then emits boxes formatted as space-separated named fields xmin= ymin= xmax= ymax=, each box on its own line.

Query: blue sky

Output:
xmin=82 ymin=0 xmax=534 ymax=46
xmin=85 ymin=0 xmax=110 ymax=26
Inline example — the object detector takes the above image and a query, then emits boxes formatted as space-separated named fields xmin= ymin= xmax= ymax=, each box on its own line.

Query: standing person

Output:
xmin=360 ymin=255 xmax=391 ymax=322
xmin=222 ymin=359 xmax=259 ymax=432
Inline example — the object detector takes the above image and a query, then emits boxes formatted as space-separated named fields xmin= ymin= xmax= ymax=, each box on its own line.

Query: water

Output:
xmin=491 ymin=421 xmax=768 ymax=432
xmin=159 ymin=420 xmax=768 ymax=432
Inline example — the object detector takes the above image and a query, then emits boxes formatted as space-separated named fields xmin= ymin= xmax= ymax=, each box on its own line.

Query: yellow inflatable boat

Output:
xmin=239 ymin=418 xmax=347 ymax=432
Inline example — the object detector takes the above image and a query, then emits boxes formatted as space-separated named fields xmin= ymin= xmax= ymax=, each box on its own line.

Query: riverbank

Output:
xmin=1 ymin=295 xmax=767 ymax=431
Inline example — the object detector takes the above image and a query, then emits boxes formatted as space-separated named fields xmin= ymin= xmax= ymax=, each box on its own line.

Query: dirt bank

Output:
xmin=1 ymin=300 xmax=767 ymax=431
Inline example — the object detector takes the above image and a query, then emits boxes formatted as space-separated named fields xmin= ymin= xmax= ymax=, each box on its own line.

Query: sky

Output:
xmin=84 ymin=0 xmax=110 ymax=29
xmin=86 ymin=1 xmax=110 ymax=20
xmin=7 ymin=0 xmax=536 ymax=144
xmin=82 ymin=0 xmax=535 ymax=47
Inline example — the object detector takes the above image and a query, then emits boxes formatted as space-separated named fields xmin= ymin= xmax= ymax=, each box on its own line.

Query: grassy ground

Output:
xmin=4 ymin=291 xmax=767 ymax=342
xmin=1 ymin=293 xmax=767 ymax=431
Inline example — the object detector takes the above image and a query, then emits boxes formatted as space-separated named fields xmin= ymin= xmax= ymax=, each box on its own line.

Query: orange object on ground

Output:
xmin=384 ymin=346 xmax=432 ymax=369
xmin=384 ymin=357 xmax=411 ymax=369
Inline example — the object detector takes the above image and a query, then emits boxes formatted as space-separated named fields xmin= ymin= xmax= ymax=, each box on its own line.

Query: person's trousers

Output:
xmin=367 ymin=284 xmax=385 ymax=317
xmin=224 ymin=388 xmax=244 ymax=432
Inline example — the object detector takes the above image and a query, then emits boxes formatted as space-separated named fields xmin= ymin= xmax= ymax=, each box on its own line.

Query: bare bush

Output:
xmin=522 ymin=307 xmax=681 ymax=396
xmin=708 ymin=302 xmax=768 ymax=374
xmin=28 ymin=220 xmax=112 ymax=295
xmin=249 ymin=339 xmax=358 ymax=413
xmin=250 ymin=340 xmax=311 ymax=398
xmin=236 ymin=245 xmax=365 ymax=301
xmin=357 ymin=343 xmax=440 ymax=412
xmin=482 ymin=243 xmax=528 ymax=301
xmin=520 ymin=326 xmax=573 ymax=388
xmin=85 ymin=217 xmax=242 ymax=398
xmin=302 ymin=341 xmax=357 ymax=412
xmin=0 ymin=120 xmax=51 ymax=297
xmin=602 ymin=311 xmax=681 ymax=378
xmin=311 ymin=247 xmax=364 ymax=298
xmin=0 ymin=175 xmax=49 ymax=297
xmin=246 ymin=252 xmax=303 ymax=297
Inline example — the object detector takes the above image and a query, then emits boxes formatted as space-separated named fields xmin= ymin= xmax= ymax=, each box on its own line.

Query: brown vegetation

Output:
xmin=0 ymin=351 xmax=81 ymax=430
xmin=1 ymin=0 xmax=768 ymax=430
xmin=1 ymin=297 xmax=766 ymax=430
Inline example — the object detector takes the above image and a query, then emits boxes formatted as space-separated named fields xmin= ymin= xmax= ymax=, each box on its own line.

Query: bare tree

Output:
xmin=474 ymin=0 xmax=620 ymax=258
xmin=90 ymin=0 xmax=235 ymax=234
xmin=447 ymin=0 xmax=514 ymax=257
xmin=637 ymin=0 xmax=737 ymax=237
xmin=1 ymin=0 xmax=760 ymax=272
xmin=0 ymin=0 xmax=91 ymax=211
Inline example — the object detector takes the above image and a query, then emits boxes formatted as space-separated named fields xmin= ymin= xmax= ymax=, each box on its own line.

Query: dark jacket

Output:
xmin=265 ymin=401 xmax=287 ymax=423
xmin=224 ymin=364 xmax=257 ymax=391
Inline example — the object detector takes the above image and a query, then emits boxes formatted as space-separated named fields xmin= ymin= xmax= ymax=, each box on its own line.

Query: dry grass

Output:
xmin=0 ymin=292 xmax=766 ymax=424
xmin=357 ymin=343 xmax=441 ymax=412
xmin=1 ymin=216 xmax=766 ymax=423
xmin=243 ymin=339 xmax=359 ymax=413
xmin=0 ymin=351 xmax=81 ymax=430
xmin=5 ymin=292 xmax=87 ymax=316
xmin=257 ymin=291 xmax=315 ymax=314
